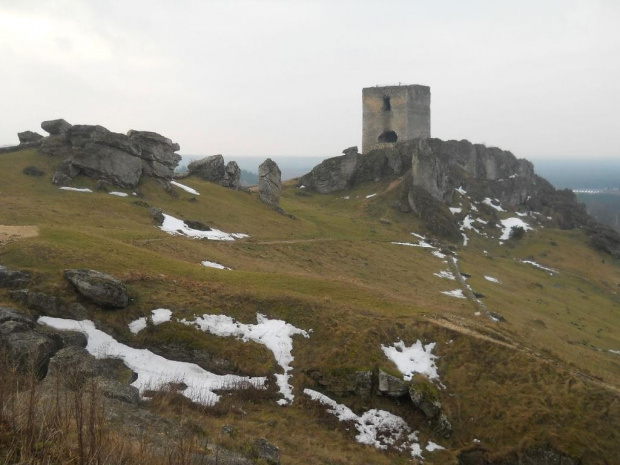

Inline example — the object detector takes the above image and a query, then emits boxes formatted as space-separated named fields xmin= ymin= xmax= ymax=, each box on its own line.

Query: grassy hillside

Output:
xmin=1 ymin=148 xmax=619 ymax=464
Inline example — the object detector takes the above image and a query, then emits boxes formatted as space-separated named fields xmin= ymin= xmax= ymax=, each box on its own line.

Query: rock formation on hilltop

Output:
xmin=36 ymin=119 xmax=181 ymax=188
xmin=182 ymin=154 xmax=241 ymax=189
xmin=258 ymin=158 xmax=282 ymax=207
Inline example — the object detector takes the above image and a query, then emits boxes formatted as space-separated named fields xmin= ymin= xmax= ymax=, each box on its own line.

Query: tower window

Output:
xmin=382 ymin=96 xmax=391 ymax=111
xmin=378 ymin=130 xmax=398 ymax=143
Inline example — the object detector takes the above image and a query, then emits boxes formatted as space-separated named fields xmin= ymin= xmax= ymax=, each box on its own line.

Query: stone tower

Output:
xmin=362 ymin=84 xmax=431 ymax=153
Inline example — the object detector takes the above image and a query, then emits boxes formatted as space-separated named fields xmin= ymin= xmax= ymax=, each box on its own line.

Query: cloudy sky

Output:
xmin=1 ymin=0 xmax=619 ymax=160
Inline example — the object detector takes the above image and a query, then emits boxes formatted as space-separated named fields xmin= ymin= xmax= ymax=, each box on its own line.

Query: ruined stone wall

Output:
xmin=362 ymin=85 xmax=430 ymax=153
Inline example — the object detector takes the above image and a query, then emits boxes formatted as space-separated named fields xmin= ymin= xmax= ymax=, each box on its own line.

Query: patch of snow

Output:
xmin=484 ymin=276 xmax=501 ymax=284
xmin=434 ymin=270 xmax=455 ymax=280
xmin=426 ymin=441 xmax=446 ymax=452
xmin=366 ymin=193 xmax=377 ymax=199
xmin=608 ymin=350 xmax=620 ymax=355
xmin=546 ymin=216 xmax=553 ymax=220
xmin=381 ymin=340 xmax=439 ymax=381
xmin=515 ymin=211 xmax=528 ymax=217
xmin=431 ymin=250 xmax=447 ymax=259
xmin=59 ymin=187 xmax=92 ymax=193
xmin=441 ymin=289 xmax=466 ymax=299
xmin=392 ymin=241 xmax=435 ymax=249
xmin=170 ymin=181 xmax=200 ymax=195
xmin=201 ymin=260 xmax=230 ymax=270
xmin=475 ymin=218 xmax=488 ymax=224
xmin=299 ymin=185 xmax=306 ymax=189
xmin=38 ymin=317 xmax=265 ymax=405
xmin=128 ymin=308 xmax=173 ymax=334
xmin=461 ymin=215 xmax=481 ymax=234
xmin=109 ymin=191 xmax=128 ymax=197
xmin=521 ymin=260 xmax=556 ymax=275
xmin=342 ymin=195 xmax=350 ymax=200
xmin=509 ymin=174 xmax=518 ymax=179
xmin=482 ymin=198 xmax=505 ymax=211
xmin=499 ymin=218 xmax=532 ymax=241
xmin=449 ymin=207 xmax=462 ymax=214
xmin=474 ymin=311 xmax=481 ymax=316
xmin=411 ymin=232 xmax=426 ymax=240
xmin=473 ymin=439 xmax=481 ymax=443
xmin=181 ymin=313 xmax=309 ymax=405
xmin=462 ymin=233 xmax=469 ymax=246
xmin=160 ymin=213 xmax=249 ymax=241
xmin=455 ymin=186 xmax=467 ymax=195
xmin=304 ymin=389 xmax=422 ymax=457
xmin=470 ymin=204 xmax=478 ymax=212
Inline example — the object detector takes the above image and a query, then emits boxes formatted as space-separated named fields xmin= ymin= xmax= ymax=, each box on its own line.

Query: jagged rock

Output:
xmin=38 ymin=326 xmax=87 ymax=348
xmin=185 ymin=220 xmax=211 ymax=231
xmin=253 ymin=438 xmax=280 ymax=465
xmin=149 ymin=207 xmax=165 ymax=226
xmin=46 ymin=347 xmax=140 ymax=404
xmin=298 ymin=144 xmax=412 ymax=194
xmin=0 ymin=308 xmax=62 ymax=378
xmin=18 ymin=131 xmax=44 ymax=144
xmin=586 ymin=220 xmax=620 ymax=258
xmin=458 ymin=447 xmax=488 ymax=465
xmin=10 ymin=289 xmax=88 ymax=319
xmin=377 ymin=369 xmax=408 ymax=397
xmin=409 ymin=378 xmax=441 ymax=419
xmin=187 ymin=154 xmax=225 ymax=182
xmin=41 ymin=118 xmax=72 ymax=135
xmin=65 ymin=269 xmax=129 ymax=309
xmin=42 ymin=122 xmax=180 ymax=187
xmin=258 ymin=158 xmax=281 ymax=207
xmin=0 ymin=307 xmax=34 ymax=326
xmin=22 ymin=165 xmax=45 ymax=176
xmin=0 ymin=265 xmax=31 ymax=288
xmin=435 ymin=413 xmax=453 ymax=439
xmin=127 ymin=130 xmax=182 ymax=179
xmin=222 ymin=160 xmax=241 ymax=188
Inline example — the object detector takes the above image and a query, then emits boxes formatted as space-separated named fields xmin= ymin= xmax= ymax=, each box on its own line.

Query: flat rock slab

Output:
xmin=65 ymin=269 xmax=129 ymax=308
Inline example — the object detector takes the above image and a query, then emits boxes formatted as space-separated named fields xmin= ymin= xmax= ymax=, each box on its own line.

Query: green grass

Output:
xmin=1 ymin=148 xmax=620 ymax=463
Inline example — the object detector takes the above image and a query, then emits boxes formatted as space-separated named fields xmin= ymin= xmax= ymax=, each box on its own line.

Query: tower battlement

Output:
xmin=362 ymin=84 xmax=431 ymax=153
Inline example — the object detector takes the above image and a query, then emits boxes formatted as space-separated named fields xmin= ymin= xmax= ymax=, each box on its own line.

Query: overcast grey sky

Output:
xmin=1 ymin=0 xmax=619 ymax=160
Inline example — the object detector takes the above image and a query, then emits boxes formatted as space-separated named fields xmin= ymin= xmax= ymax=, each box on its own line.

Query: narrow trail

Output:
xmin=425 ymin=313 xmax=620 ymax=396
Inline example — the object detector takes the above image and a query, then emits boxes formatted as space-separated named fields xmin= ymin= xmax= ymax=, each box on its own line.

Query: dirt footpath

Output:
xmin=0 ymin=225 xmax=39 ymax=246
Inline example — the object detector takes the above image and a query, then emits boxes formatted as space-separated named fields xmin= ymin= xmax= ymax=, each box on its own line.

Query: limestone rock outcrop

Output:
xmin=186 ymin=154 xmax=225 ymax=182
xmin=258 ymin=158 xmax=282 ymax=206
xmin=0 ymin=265 xmax=31 ymax=288
xmin=38 ymin=119 xmax=181 ymax=188
xmin=64 ymin=269 xmax=129 ymax=309
xmin=223 ymin=160 xmax=241 ymax=189
xmin=18 ymin=131 xmax=44 ymax=144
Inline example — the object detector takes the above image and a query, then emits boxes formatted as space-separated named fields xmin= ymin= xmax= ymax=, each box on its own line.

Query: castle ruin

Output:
xmin=362 ymin=84 xmax=431 ymax=153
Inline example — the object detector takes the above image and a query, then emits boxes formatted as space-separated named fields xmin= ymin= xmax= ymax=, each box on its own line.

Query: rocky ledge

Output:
xmin=35 ymin=118 xmax=181 ymax=188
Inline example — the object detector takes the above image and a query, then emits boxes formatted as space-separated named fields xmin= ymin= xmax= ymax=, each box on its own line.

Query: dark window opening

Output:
xmin=378 ymin=130 xmax=398 ymax=143
xmin=382 ymin=96 xmax=391 ymax=111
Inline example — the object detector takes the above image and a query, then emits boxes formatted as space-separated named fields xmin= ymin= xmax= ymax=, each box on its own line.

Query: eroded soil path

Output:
xmin=0 ymin=225 xmax=39 ymax=247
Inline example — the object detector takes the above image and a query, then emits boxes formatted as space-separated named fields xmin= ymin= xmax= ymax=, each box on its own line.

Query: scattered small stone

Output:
xmin=253 ymin=438 xmax=280 ymax=465
xmin=22 ymin=165 xmax=45 ymax=176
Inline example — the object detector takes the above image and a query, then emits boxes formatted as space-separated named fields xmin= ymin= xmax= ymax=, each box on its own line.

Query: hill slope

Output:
xmin=1 ymin=148 xmax=619 ymax=464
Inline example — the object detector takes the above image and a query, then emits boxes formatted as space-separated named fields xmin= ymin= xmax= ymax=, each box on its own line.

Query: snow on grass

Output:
xmin=160 ymin=213 xmax=249 ymax=241
xmin=499 ymin=217 xmax=532 ymax=240
xmin=461 ymin=233 xmax=469 ymax=246
xmin=181 ymin=313 xmax=309 ymax=405
xmin=426 ymin=441 xmax=446 ymax=452
xmin=38 ymin=317 xmax=266 ymax=405
xmin=128 ymin=308 xmax=173 ymax=334
xmin=449 ymin=207 xmax=462 ymax=214
xmin=109 ymin=191 xmax=128 ymax=197
xmin=608 ymin=350 xmax=620 ymax=355
xmin=455 ymin=186 xmax=467 ymax=195
xmin=434 ymin=270 xmax=455 ymax=280
xmin=381 ymin=340 xmax=439 ymax=381
xmin=392 ymin=241 xmax=434 ymax=249
xmin=482 ymin=198 xmax=504 ymax=211
xmin=170 ymin=180 xmax=200 ymax=195
xmin=441 ymin=289 xmax=466 ymax=299
xmin=411 ymin=232 xmax=426 ymax=240
xmin=304 ymin=389 xmax=422 ymax=457
xmin=201 ymin=260 xmax=230 ymax=270
xmin=59 ymin=187 xmax=92 ymax=193
xmin=366 ymin=193 xmax=377 ymax=199
xmin=484 ymin=276 xmax=501 ymax=284
xmin=342 ymin=195 xmax=350 ymax=200
xmin=520 ymin=260 xmax=556 ymax=275
xmin=461 ymin=215 xmax=481 ymax=234
xmin=470 ymin=203 xmax=478 ymax=212
xmin=515 ymin=211 xmax=528 ymax=217
xmin=431 ymin=250 xmax=447 ymax=259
